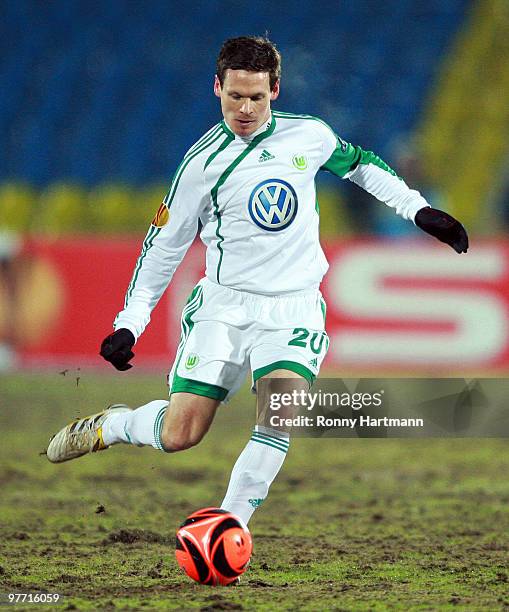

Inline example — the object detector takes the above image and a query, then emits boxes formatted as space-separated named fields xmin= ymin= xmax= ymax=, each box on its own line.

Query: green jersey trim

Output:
xmin=320 ymin=297 xmax=327 ymax=324
xmin=321 ymin=144 xmax=401 ymax=179
xmin=358 ymin=149 xmax=400 ymax=177
xmin=168 ymin=284 xmax=206 ymax=395
xmin=272 ymin=110 xmax=336 ymax=137
xmin=204 ymin=133 xmax=235 ymax=170
xmin=273 ymin=111 xmax=400 ymax=180
xmin=252 ymin=359 xmax=315 ymax=387
xmin=210 ymin=114 xmax=277 ymax=283
xmin=186 ymin=123 xmax=222 ymax=158
xmin=163 ymin=127 xmax=224 ymax=208
xmin=273 ymin=111 xmax=354 ymax=176
xmin=125 ymin=127 xmax=226 ymax=308
xmin=220 ymin=119 xmax=235 ymax=139
xmin=173 ymin=284 xmax=204 ymax=366
xmin=124 ymin=225 xmax=162 ymax=305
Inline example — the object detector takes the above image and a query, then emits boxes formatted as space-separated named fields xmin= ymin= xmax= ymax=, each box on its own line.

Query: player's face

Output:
xmin=214 ymin=69 xmax=280 ymax=137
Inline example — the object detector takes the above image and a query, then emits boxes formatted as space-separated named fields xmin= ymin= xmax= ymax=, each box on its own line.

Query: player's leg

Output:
xmin=47 ymin=279 xmax=245 ymax=462
xmin=46 ymin=404 xmax=134 ymax=463
xmin=158 ymin=393 xmax=220 ymax=451
xmin=221 ymin=290 xmax=329 ymax=524
xmin=221 ymin=369 xmax=306 ymax=524
xmin=102 ymin=302 xmax=248 ymax=452
xmin=46 ymin=393 xmax=220 ymax=463
xmin=102 ymin=393 xmax=221 ymax=451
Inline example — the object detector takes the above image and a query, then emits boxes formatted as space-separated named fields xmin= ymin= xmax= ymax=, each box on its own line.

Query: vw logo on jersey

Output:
xmin=248 ymin=179 xmax=298 ymax=232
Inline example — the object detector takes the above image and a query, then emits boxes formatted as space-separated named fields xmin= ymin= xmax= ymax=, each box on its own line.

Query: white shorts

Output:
xmin=168 ymin=277 xmax=329 ymax=402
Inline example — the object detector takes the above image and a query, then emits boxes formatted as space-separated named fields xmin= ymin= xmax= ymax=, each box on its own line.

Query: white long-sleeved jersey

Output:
xmin=114 ymin=111 xmax=429 ymax=339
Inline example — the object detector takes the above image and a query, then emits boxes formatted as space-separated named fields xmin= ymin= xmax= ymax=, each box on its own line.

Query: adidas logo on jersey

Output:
xmin=309 ymin=358 xmax=318 ymax=368
xmin=258 ymin=149 xmax=275 ymax=162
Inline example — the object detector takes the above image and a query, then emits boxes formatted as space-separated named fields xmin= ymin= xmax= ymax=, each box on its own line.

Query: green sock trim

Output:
xmin=123 ymin=422 xmax=133 ymax=444
xmin=251 ymin=431 xmax=289 ymax=453
xmin=251 ymin=435 xmax=288 ymax=454
xmin=153 ymin=406 xmax=168 ymax=452
xmin=252 ymin=429 xmax=290 ymax=445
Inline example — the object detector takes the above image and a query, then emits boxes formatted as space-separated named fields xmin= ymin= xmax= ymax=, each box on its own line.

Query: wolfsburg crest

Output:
xmin=185 ymin=353 xmax=199 ymax=370
xmin=292 ymin=154 xmax=308 ymax=170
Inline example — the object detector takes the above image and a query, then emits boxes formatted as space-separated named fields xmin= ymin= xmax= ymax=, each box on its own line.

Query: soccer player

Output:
xmin=47 ymin=37 xmax=468 ymax=525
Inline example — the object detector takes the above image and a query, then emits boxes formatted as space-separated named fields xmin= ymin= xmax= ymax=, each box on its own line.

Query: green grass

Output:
xmin=1 ymin=372 xmax=508 ymax=611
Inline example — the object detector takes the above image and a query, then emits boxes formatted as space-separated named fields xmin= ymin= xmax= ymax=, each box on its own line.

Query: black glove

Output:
xmin=415 ymin=207 xmax=468 ymax=254
xmin=100 ymin=328 xmax=136 ymax=371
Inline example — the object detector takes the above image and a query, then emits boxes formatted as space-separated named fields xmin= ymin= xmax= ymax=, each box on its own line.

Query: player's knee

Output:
xmin=159 ymin=429 xmax=201 ymax=452
xmin=159 ymin=424 xmax=205 ymax=452
xmin=159 ymin=393 xmax=218 ymax=452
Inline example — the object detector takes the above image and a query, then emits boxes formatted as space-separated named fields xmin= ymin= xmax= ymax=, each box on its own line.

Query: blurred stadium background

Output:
xmin=1 ymin=0 xmax=509 ymax=373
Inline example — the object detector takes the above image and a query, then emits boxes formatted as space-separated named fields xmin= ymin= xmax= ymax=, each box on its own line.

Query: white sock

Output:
xmin=221 ymin=427 xmax=289 ymax=524
xmin=102 ymin=400 xmax=169 ymax=449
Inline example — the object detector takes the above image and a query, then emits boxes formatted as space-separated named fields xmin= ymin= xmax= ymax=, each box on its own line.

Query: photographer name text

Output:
xmin=268 ymin=415 xmax=424 ymax=428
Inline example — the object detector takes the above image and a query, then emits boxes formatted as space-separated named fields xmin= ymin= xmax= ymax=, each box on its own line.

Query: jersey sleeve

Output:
xmin=113 ymin=155 xmax=207 ymax=339
xmin=318 ymin=123 xmax=429 ymax=221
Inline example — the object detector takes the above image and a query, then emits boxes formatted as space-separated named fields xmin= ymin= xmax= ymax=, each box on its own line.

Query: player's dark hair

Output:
xmin=216 ymin=36 xmax=281 ymax=91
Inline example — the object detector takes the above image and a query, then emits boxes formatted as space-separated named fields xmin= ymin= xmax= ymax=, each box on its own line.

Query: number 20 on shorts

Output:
xmin=288 ymin=328 xmax=329 ymax=354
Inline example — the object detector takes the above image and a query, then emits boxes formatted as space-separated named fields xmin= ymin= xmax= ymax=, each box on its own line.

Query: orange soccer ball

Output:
xmin=175 ymin=508 xmax=253 ymax=586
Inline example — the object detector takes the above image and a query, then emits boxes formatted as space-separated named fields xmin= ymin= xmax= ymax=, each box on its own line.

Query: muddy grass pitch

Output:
xmin=1 ymin=373 xmax=508 ymax=610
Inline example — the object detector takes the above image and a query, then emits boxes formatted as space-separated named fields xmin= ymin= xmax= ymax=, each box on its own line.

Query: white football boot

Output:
xmin=46 ymin=404 xmax=131 ymax=463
